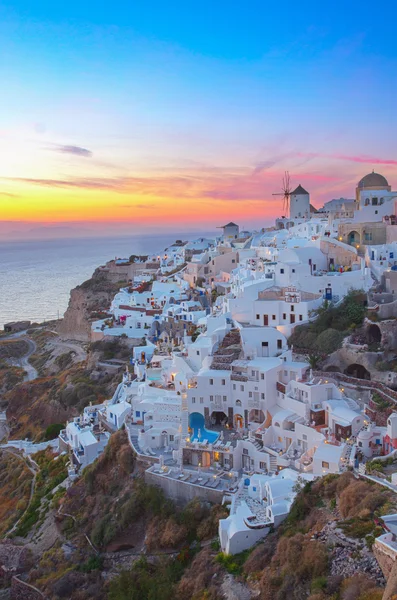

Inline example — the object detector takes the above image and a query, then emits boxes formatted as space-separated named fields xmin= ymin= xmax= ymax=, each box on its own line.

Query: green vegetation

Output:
xmin=90 ymin=338 xmax=131 ymax=361
xmin=108 ymin=556 xmax=186 ymax=600
xmin=129 ymin=254 xmax=148 ymax=263
xmin=0 ymin=452 xmax=33 ymax=536
xmin=371 ymin=391 xmax=392 ymax=411
xmin=44 ymin=423 xmax=65 ymax=440
xmin=215 ymin=549 xmax=252 ymax=575
xmin=13 ymin=448 xmax=68 ymax=537
xmin=289 ymin=290 xmax=367 ymax=353
xmin=54 ymin=351 xmax=74 ymax=370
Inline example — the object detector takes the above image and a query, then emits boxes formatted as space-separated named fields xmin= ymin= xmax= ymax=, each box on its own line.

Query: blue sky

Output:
xmin=0 ymin=0 xmax=396 ymax=236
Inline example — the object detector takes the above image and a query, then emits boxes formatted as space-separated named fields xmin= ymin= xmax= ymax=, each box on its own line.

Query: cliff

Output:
xmin=57 ymin=268 xmax=127 ymax=342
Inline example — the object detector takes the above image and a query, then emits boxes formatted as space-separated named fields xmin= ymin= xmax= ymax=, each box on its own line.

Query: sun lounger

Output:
xmin=225 ymin=441 xmax=232 ymax=449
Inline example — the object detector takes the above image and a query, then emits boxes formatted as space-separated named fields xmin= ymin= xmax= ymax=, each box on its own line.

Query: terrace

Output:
xmin=146 ymin=463 xmax=239 ymax=493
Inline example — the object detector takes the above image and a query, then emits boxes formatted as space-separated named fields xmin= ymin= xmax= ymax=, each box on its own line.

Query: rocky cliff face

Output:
xmin=57 ymin=268 xmax=127 ymax=342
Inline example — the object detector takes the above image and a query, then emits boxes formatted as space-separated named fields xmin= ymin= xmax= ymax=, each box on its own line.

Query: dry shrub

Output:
xmin=146 ymin=517 xmax=188 ymax=550
xmin=339 ymin=481 xmax=387 ymax=519
xmin=243 ymin=534 xmax=278 ymax=575
xmin=301 ymin=507 xmax=328 ymax=533
xmin=118 ymin=444 xmax=135 ymax=475
xmin=196 ymin=504 xmax=228 ymax=540
xmin=336 ymin=471 xmax=356 ymax=494
xmin=340 ymin=574 xmax=381 ymax=600
xmin=176 ymin=547 xmax=221 ymax=600
xmin=160 ymin=518 xmax=188 ymax=548
xmin=273 ymin=533 xmax=328 ymax=580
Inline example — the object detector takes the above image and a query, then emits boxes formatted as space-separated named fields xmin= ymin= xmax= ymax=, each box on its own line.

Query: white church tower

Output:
xmin=290 ymin=184 xmax=310 ymax=220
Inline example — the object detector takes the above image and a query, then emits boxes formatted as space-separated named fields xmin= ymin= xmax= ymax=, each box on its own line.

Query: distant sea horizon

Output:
xmin=0 ymin=232 xmax=215 ymax=328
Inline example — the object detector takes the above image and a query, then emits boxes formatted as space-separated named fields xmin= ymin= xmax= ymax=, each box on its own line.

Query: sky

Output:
xmin=0 ymin=0 xmax=396 ymax=239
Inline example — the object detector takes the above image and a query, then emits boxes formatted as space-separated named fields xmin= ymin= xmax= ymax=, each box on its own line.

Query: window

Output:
xmin=232 ymin=259 xmax=235 ymax=263
xmin=236 ymin=399 xmax=242 ymax=406
xmin=210 ymin=395 xmax=214 ymax=402
xmin=291 ymin=305 xmax=294 ymax=312
xmin=221 ymin=379 xmax=226 ymax=385
xmin=292 ymin=268 xmax=295 ymax=273
xmin=240 ymin=385 xmax=244 ymax=392
xmin=256 ymin=314 xmax=260 ymax=320
xmin=196 ymin=350 xmax=200 ymax=355
xmin=261 ymin=373 xmax=264 ymax=380
xmin=169 ymin=435 xmax=174 ymax=441
xmin=223 ymin=395 xmax=227 ymax=402
xmin=192 ymin=398 xmax=196 ymax=404
xmin=260 ymin=461 xmax=266 ymax=469
xmin=280 ymin=268 xmax=284 ymax=274
xmin=233 ymin=384 xmax=236 ymax=390
xmin=210 ymin=379 xmax=214 ymax=385
xmin=283 ymin=313 xmax=286 ymax=319
xmin=249 ymin=392 xmax=253 ymax=398
xmin=136 ymin=411 xmax=140 ymax=417
xmin=261 ymin=393 xmax=265 ymax=399
xmin=251 ymin=370 xmax=255 ymax=376
xmin=262 ymin=341 xmax=268 ymax=347
xmin=243 ymin=448 xmax=249 ymax=455
xmin=200 ymin=397 xmax=204 ymax=404
xmin=302 ymin=434 xmax=307 ymax=441
xmin=322 ymin=461 xmax=329 ymax=469
xmin=365 ymin=232 xmax=372 ymax=241
xmin=277 ymin=339 xmax=282 ymax=349
xmin=299 ymin=315 xmax=303 ymax=321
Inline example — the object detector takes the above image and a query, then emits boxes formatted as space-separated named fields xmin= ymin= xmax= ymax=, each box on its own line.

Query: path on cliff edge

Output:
xmin=2 ymin=448 xmax=38 ymax=538
xmin=1 ymin=330 xmax=38 ymax=382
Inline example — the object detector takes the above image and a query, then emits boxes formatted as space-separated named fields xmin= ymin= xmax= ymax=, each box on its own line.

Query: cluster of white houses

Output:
xmin=59 ymin=171 xmax=397 ymax=554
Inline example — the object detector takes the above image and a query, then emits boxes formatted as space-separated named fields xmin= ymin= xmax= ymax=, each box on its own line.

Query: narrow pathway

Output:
xmin=2 ymin=449 xmax=38 ymax=538
xmin=0 ymin=330 xmax=38 ymax=381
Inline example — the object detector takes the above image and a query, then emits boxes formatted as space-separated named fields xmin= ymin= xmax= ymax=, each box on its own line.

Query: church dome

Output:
xmin=358 ymin=171 xmax=389 ymax=189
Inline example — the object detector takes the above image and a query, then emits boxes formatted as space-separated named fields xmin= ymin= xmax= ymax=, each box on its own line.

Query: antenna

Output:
xmin=272 ymin=171 xmax=292 ymax=216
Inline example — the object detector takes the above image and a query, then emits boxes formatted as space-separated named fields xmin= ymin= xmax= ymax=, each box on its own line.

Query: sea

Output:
xmin=0 ymin=232 xmax=212 ymax=328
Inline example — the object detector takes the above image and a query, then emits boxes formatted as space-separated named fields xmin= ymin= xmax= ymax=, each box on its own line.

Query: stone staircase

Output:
xmin=211 ymin=329 xmax=242 ymax=370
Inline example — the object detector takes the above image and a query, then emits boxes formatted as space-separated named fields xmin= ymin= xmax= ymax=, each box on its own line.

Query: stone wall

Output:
xmin=145 ymin=470 xmax=224 ymax=504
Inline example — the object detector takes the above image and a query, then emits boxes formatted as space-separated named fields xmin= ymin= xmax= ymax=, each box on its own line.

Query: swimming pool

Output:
xmin=189 ymin=412 xmax=219 ymax=444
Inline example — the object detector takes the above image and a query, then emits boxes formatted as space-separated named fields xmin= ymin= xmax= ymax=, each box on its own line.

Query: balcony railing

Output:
xmin=231 ymin=373 xmax=248 ymax=382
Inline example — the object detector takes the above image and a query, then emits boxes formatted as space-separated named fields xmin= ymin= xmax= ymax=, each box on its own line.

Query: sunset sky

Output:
xmin=1 ymin=0 xmax=396 ymax=238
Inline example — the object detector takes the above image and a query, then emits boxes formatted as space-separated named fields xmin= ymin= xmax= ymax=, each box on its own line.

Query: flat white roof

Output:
xmin=79 ymin=430 xmax=98 ymax=447
xmin=313 ymin=442 xmax=345 ymax=463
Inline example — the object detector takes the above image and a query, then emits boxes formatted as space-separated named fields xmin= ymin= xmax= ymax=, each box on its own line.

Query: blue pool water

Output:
xmin=189 ymin=412 xmax=219 ymax=444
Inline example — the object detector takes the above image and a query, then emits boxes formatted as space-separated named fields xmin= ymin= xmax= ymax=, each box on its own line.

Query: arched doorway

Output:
xmin=344 ymin=363 xmax=371 ymax=380
xmin=211 ymin=411 xmax=228 ymax=426
xmin=348 ymin=231 xmax=360 ymax=246
xmin=367 ymin=324 xmax=381 ymax=345
xmin=234 ymin=414 xmax=244 ymax=429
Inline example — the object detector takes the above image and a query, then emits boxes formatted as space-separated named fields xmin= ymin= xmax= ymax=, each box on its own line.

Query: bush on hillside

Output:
xmin=313 ymin=329 xmax=345 ymax=354
xmin=44 ymin=423 xmax=65 ymax=440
